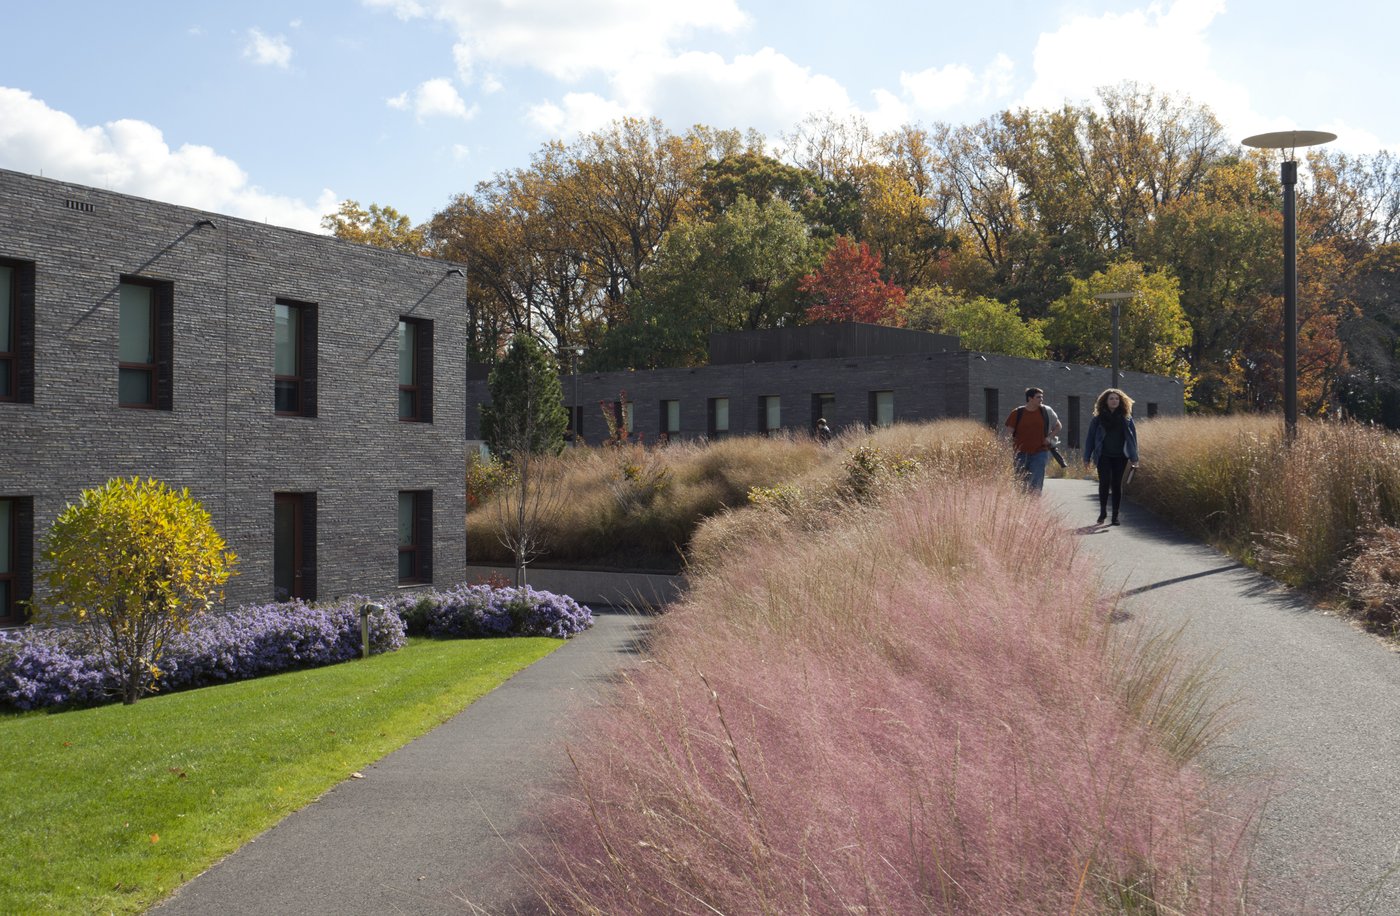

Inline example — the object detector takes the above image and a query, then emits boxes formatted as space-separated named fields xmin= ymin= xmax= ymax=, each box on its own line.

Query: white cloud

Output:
xmin=1020 ymin=0 xmax=1250 ymax=125
xmin=516 ymin=43 xmax=880 ymax=144
xmin=243 ymin=28 xmax=293 ymax=68
xmin=528 ymin=92 xmax=629 ymax=137
xmin=369 ymin=0 xmax=748 ymax=83
xmin=387 ymin=78 xmax=478 ymax=121
xmin=0 ymin=88 xmax=335 ymax=232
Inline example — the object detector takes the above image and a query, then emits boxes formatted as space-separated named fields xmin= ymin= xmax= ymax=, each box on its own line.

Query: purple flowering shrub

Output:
xmin=0 ymin=627 xmax=116 ymax=710
xmin=0 ymin=598 xmax=406 ymax=711
xmin=420 ymin=584 xmax=593 ymax=640
xmin=1 ymin=586 xmax=589 ymax=711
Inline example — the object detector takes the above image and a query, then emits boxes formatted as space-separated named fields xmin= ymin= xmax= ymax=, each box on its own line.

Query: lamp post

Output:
xmin=1093 ymin=291 xmax=1135 ymax=387
xmin=1242 ymin=129 xmax=1337 ymax=440
xmin=571 ymin=346 xmax=585 ymax=445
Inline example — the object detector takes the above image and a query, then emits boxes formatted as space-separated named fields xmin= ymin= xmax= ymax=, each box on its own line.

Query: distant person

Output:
xmin=1003 ymin=387 xmax=1062 ymax=493
xmin=1084 ymin=387 xmax=1140 ymax=526
xmin=815 ymin=417 xmax=832 ymax=444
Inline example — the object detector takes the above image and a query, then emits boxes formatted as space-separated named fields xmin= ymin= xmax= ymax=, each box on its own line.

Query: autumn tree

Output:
xmin=38 ymin=477 xmax=237 ymax=704
xmin=1044 ymin=260 xmax=1193 ymax=380
xmin=322 ymin=200 xmax=429 ymax=254
xmin=902 ymin=286 xmax=1047 ymax=358
xmin=799 ymin=236 xmax=907 ymax=325
xmin=597 ymin=195 xmax=818 ymax=368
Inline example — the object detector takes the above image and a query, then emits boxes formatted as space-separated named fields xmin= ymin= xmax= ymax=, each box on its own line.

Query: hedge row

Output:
xmin=0 ymin=586 xmax=593 ymax=711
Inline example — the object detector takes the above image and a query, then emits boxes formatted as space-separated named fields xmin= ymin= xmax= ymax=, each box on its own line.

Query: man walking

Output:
xmin=1003 ymin=387 xmax=1062 ymax=493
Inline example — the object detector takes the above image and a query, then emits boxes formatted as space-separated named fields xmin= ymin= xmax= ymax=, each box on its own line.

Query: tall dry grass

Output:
xmin=525 ymin=480 xmax=1262 ymax=914
xmin=467 ymin=422 xmax=1012 ymax=572
xmin=1135 ymin=417 xmax=1400 ymax=595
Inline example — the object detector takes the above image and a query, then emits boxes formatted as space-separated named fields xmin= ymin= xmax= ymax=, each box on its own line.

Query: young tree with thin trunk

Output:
xmin=481 ymin=336 xmax=569 ymax=585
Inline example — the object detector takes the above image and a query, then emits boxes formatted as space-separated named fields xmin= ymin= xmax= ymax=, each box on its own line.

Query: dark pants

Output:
xmin=1097 ymin=456 xmax=1129 ymax=516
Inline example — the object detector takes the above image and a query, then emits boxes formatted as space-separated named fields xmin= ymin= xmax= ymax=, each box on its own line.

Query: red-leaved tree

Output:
xmin=799 ymin=236 xmax=907 ymax=325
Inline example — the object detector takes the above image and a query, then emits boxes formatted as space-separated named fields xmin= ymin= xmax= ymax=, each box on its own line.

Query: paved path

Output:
xmin=1044 ymin=478 xmax=1400 ymax=915
xmin=151 ymin=609 xmax=651 ymax=916
xmin=152 ymin=485 xmax=1400 ymax=914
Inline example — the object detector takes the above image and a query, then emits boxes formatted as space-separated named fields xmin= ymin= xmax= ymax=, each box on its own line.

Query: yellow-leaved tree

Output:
xmin=39 ymin=477 xmax=237 ymax=704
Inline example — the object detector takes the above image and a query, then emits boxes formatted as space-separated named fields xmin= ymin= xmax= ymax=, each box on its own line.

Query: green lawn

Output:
xmin=0 ymin=636 xmax=561 ymax=914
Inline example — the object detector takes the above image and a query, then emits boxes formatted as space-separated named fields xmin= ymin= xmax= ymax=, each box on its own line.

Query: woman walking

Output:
xmin=1084 ymin=388 xmax=1140 ymax=526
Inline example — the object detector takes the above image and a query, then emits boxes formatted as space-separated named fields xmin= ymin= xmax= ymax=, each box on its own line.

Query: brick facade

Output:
xmin=0 ymin=169 xmax=467 ymax=615
xmin=470 ymin=326 xmax=1185 ymax=446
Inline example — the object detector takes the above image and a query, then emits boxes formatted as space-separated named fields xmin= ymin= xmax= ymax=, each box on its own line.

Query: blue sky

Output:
xmin=1 ymin=0 xmax=1394 ymax=233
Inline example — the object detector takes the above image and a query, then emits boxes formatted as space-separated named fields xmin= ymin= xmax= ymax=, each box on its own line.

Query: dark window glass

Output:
xmin=118 ymin=278 xmax=172 ymax=409
xmin=0 ymin=497 xmax=32 ymax=626
xmin=274 ymin=493 xmax=315 ymax=601
xmin=275 ymin=302 xmax=301 ymax=414
xmin=0 ymin=265 xmax=13 ymax=400
xmin=398 ymin=490 xmax=432 ymax=584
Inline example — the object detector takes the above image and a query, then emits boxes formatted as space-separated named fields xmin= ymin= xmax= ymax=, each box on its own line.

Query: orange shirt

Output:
xmin=1005 ymin=406 xmax=1047 ymax=454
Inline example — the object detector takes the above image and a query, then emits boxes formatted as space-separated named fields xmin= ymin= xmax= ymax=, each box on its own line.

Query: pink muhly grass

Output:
xmin=525 ymin=483 xmax=1259 ymax=914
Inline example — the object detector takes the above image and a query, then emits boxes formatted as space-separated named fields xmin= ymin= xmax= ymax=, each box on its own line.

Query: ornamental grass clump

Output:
xmin=526 ymin=482 xmax=1260 ymax=914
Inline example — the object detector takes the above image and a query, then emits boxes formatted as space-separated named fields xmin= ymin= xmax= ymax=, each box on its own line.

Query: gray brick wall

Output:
xmin=0 ymin=169 xmax=467 ymax=611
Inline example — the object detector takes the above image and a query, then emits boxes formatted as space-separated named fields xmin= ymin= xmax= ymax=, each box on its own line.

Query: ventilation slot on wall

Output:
xmin=64 ymin=199 xmax=95 ymax=213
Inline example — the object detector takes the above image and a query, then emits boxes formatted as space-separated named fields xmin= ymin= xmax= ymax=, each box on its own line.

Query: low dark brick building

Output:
xmin=0 ymin=169 xmax=468 ymax=621
xmin=469 ymin=323 xmax=1185 ymax=449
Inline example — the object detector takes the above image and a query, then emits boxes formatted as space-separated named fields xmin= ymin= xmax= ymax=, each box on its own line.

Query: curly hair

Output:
xmin=1093 ymin=387 xmax=1134 ymax=417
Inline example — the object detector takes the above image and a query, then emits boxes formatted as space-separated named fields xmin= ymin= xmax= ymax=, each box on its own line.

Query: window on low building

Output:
xmin=398 ymin=490 xmax=433 ymax=584
xmin=660 ymin=399 xmax=680 ymax=437
xmin=984 ymin=388 xmax=999 ymax=428
xmin=1067 ymin=396 xmax=1081 ymax=449
xmin=760 ymin=395 xmax=781 ymax=435
xmin=275 ymin=300 xmax=317 ymax=417
xmin=1147 ymin=402 xmax=1159 ymax=418
xmin=708 ymin=397 xmax=729 ymax=438
xmin=870 ymin=390 xmax=894 ymax=427
xmin=118 ymin=277 xmax=173 ymax=410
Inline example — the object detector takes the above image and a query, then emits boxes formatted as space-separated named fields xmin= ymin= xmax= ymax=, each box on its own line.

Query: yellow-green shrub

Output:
xmin=38 ymin=477 xmax=237 ymax=704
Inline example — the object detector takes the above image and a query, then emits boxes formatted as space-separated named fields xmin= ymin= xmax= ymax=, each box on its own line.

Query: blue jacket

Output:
xmin=1084 ymin=414 xmax=1139 ymax=465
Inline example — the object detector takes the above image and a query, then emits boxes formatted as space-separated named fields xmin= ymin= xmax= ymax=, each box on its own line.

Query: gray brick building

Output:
xmin=0 ymin=169 xmax=468 ymax=622
xmin=470 ymin=323 xmax=1185 ymax=448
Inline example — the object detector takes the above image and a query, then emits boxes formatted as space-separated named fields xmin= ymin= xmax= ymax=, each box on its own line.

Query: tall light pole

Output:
xmin=571 ymin=346 xmax=585 ymax=445
xmin=1242 ymin=129 xmax=1336 ymax=441
xmin=1093 ymin=291 xmax=1136 ymax=388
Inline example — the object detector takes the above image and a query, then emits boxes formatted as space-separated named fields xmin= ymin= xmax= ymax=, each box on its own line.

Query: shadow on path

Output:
xmin=1044 ymin=479 xmax=1400 ymax=916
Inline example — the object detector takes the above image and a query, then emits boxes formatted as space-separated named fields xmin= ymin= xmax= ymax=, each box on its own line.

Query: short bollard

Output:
xmin=360 ymin=603 xmax=383 ymax=659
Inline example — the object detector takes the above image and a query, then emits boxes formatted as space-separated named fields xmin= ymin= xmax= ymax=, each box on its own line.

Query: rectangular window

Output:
xmin=811 ymin=392 xmax=835 ymax=429
xmin=398 ymin=490 xmax=433 ymax=584
xmin=0 ymin=260 xmax=34 ymax=404
xmin=1067 ymin=396 xmax=1082 ymax=449
xmin=569 ymin=405 xmax=585 ymax=442
xmin=0 ymin=497 xmax=33 ymax=626
xmin=760 ymin=395 xmax=781 ymax=435
xmin=661 ymin=399 xmax=680 ymax=436
xmin=275 ymin=300 xmax=317 ymax=417
xmin=1147 ymin=402 xmax=1159 ymax=418
xmin=870 ymin=390 xmax=894 ymax=427
xmin=274 ymin=493 xmax=316 ymax=602
xmin=708 ymin=397 xmax=729 ymax=438
xmin=398 ymin=318 xmax=434 ymax=422
xmin=984 ymin=388 xmax=1000 ymax=428
xmin=0 ymin=265 xmax=14 ymax=401
xmin=118 ymin=277 xmax=173 ymax=409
